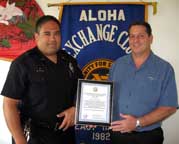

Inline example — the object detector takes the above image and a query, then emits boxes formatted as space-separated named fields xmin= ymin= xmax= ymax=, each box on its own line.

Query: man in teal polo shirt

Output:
xmin=109 ymin=21 xmax=178 ymax=144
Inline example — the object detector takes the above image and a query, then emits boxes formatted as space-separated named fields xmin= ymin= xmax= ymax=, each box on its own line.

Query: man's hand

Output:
xmin=109 ymin=113 xmax=137 ymax=133
xmin=56 ymin=106 xmax=75 ymax=131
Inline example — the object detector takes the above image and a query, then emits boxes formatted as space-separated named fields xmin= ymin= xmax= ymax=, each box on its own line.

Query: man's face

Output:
xmin=34 ymin=20 xmax=61 ymax=56
xmin=129 ymin=25 xmax=153 ymax=56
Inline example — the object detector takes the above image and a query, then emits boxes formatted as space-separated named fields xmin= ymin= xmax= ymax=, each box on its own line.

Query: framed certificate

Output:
xmin=75 ymin=79 xmax=113 ymax=125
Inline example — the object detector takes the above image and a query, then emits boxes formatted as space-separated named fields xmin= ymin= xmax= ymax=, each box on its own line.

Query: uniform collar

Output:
xmin=34 ymin=47 xmax=61 ymax=64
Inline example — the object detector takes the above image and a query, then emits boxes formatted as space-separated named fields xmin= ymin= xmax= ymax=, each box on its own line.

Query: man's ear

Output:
xmin=34 ymin=33 xmax=39 ymax=42
xmin=150 ymin=34 xmax=153 ymax=44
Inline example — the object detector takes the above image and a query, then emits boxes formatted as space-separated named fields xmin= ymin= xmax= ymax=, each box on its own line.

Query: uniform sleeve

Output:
xmin=71 ymin=58 xmax=83 ymax=106
xmin=76 ymin=64 xmax=83 ymax=79
xmin=158 ymin=64 xmax=178 ymax=108
xmin=1 ymin=61 xmax=27 ymax=99
xmin=71 ymin=56 xmax=83 ymax=79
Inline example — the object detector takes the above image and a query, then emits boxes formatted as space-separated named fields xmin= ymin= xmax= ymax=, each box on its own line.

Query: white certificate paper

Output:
xmin=76 ymin=79 xmax=113 ymax=125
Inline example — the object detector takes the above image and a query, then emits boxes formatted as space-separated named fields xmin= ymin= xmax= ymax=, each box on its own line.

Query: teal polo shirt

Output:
xmin=109 ymin=52 xmax=178 ymax=131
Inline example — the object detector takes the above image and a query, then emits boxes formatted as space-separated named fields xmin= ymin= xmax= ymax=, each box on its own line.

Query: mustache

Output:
xmin=48 ymin=42 xmax=57 ymax=45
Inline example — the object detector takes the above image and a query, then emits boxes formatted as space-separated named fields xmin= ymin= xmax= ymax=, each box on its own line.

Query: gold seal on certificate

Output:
xmin=75 ymin=79 xmax=113 ymax=125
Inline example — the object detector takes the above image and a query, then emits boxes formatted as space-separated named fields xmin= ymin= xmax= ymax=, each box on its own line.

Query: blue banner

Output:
xmin=60 ymin=3 xmax=146 ymax=144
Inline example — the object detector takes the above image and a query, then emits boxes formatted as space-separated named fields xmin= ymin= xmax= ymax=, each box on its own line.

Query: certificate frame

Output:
xmin=75 ymin=79 xmax=113 ymax=126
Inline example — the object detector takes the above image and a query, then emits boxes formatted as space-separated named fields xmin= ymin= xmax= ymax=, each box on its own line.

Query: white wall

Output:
xmin=0 ymin=60 xmax=11 ymax=144
xmin=0 ymin=0 xmax=178 ymax=144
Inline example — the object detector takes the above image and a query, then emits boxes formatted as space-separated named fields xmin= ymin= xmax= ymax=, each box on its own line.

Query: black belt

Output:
xmin=31 ymin=120 xmax=62 ymax=132
xmin=132 ymin=127 xmax=162 ymax=134
xmin=112 ymin=127 xmax=162 ymax=135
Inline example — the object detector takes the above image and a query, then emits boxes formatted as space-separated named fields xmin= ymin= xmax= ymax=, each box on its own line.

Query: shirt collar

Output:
xmin=128 ymin=51 xmax=154 ymax=70
xmin=35 ymin=47 xmax=61 ymax=64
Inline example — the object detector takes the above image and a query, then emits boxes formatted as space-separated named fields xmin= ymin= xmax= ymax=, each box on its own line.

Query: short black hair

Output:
xmin=35 ymin=15 xmax=61 ymax=33
xmin=128 ymin=21 xmax=152 ymax=36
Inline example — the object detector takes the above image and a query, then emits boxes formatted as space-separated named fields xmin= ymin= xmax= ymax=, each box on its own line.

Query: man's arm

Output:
xmin=3 ymin=97 xmax=27 ymax=144
xmin=139 ymin=106 xmax=177 ymax=127
xmin=110 ymin=106 xmax=177 ymax=133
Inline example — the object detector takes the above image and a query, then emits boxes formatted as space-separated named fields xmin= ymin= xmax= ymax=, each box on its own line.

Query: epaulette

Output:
xmin=59 ymin=50 xmax=76 ymax=64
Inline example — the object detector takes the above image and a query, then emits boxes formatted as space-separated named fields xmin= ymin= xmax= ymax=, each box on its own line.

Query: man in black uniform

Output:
xmin=1 ymin=15 xmax=82 ymax=144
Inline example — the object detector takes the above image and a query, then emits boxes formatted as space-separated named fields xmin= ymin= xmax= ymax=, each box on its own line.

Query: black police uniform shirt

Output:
xmin=1 ymin=47 xmax=82 ymax=124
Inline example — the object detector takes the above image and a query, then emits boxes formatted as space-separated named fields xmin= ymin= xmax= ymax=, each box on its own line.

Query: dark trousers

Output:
xmin=111 ymin=127 xmax=164 ymax=144
xmin=28 ymin=126 xmax=76 ymax=144
xmin=12 ymin=127 xmax=75 ymax=144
